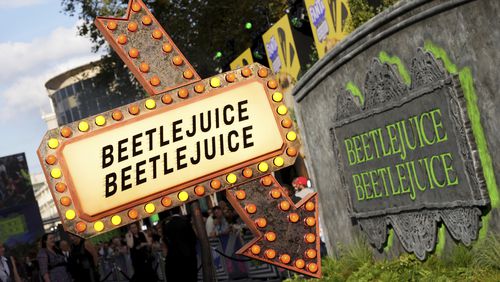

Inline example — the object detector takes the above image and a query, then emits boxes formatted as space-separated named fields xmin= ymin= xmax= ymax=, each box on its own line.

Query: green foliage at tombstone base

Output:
xmin=285 ymin=235 xmax=500 ymax=282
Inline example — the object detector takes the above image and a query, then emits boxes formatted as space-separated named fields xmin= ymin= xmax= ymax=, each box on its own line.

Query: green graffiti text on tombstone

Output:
xmin=378 ymin=51 xmax=411 ymax=86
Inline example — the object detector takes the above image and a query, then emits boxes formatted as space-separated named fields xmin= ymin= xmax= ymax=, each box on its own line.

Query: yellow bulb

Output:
xmin=258 ymin=162 xmax=269 ymax=172
xmin=51 ymin=168 xmax=62 ymax=179
xmin=145 ymin=99 xmax=156 ymax=109
xmin=272 ymin=92 xmax=283 ymax=102
xmin=178 ymin=191 xmax=189 ymax=202
xmin=111 ymin=215 xmax=122 ymax=225
xmin=94 ymin=221 xmax=104 ymax=232
xmin=78 ymin=121 xmax=89 ymax=132
xmin=47 ymin=138 xmax=59 ymax=149
xmin=145 ymin=203 xmax=156 ymax=214
xmin=65 ymin=209 xmax=76 ymax=220
xmin=277 ymin=105 xmax=288 ymax=115
xmin=95 ymin=115 xmax=106 ymax=126
xmin=286 ymin=131 xmax=297 ymax=141
xmin=226 ymin=173 xmax=237 ymax=184
xmin=273 ymin=157 xmax=284 ymax=167
xmin=210 ymin=77 xmax=221 ymax=88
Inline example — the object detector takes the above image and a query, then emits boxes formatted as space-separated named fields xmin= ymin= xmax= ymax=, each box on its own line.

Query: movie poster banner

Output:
xmin=0 ymin=153 xmax=36 ymax=211
xmin=262 ymin=15 xmax=302 ymax=81
xmin=0 ymin=153 xmax=44 ymax=245
xmin=304 ymin=0 xmax=351 ymax=58
xmin=0 ymin=202 xmax=44 ymax=246
xmin=230 ymin=48 xmax=254 ymax=70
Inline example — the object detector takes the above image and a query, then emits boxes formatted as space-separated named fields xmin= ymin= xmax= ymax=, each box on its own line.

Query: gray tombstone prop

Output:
xmin=292 ymin=0 xmax=499 ymax=260
xmin=330 ymin=49 xmax=488 ymax=259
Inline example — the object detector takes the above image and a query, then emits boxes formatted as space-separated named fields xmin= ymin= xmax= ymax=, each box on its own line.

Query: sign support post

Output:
xmin=191 ymin=201 xmax=216 ymax=282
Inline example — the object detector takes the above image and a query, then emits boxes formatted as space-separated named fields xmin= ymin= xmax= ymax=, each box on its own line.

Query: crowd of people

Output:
xmin=0 ymin=177 xmax=315 ymax=282
xmin=1 ymin=210 xmax=196 ymax=282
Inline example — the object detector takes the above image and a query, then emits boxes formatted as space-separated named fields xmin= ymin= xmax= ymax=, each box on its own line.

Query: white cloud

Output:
xmin=0 ymin=0 xmax=45 ymax=9
xmin=0 ymin=24 xmax=99 ymax=84
xmin=0 ymin=22 xmax=102 ymax=121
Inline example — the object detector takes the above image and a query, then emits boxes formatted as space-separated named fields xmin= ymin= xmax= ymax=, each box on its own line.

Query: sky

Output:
xmin=0 ymin=0 xmax=102 ymax=174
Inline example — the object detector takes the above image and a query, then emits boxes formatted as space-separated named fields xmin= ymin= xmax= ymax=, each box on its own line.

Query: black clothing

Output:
xmin=163 ymin=215 xmax=198 ymax=282
xmin=130 ymin=232 xmax=156 ymax=282
xmin=69 ymin=240 xmax=98 ymax=282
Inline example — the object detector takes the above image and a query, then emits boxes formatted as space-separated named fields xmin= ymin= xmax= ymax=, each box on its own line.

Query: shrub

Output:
xmin=285 ymin=235 xmax=500 ymax=282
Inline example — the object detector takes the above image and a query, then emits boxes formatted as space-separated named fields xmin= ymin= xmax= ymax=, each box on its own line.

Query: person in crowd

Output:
xmin=23 ymin=254 xmax=39 ymax=282
xmin=218 ymin=200 xmax=239 ymax=224
xmin=283 ymin=184 xmax=301 ymax=203
xmin=126 ymin=223 xmax=156 ymax=281
xmin=206 ymin=206 xmax=231 ymax=237
xmin=162 ymin=209 xmax=198 ymax=282
xmin=37 ymin=233 xmax=71 ymax=282
xmin=147 ymin=225 xmax=164 ymax=280
xmin=108 ymin=237 xmax=131 ymax=279
xmin=68 ymin=234 xmax=99 ymax=282
xmin=98 ymin=241 xmax=111 ymax=259
xmin=58 ymin=241 xmax=70 ymax=261
xmin=98 ymin=240 xmax=113 ymax=279
xmin=150 ymin=225 xmax=162 ymax=250
xmin=291 ymin=177 xmax=327 ymax=255
xmin=202 ymin=211 xmax=209 ymax=223
xmin=0 ymin=241 xmax=21 ymax=282
xmin=292 ymin=176 xmax=314 ymax=199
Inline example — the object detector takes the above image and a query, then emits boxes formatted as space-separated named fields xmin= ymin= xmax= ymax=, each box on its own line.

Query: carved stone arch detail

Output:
xmin=364 ymin=58 xmax=408 ymax=110
xmin=335 ymin=89 xmax=362 ymax=121
xmin=358 ymin=216 xmax=388 ymax=250
xmin=410 ymin=48 xmax=448 ymax=89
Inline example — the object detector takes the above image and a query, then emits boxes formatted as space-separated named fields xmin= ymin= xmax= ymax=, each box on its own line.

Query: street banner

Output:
xmin=305 ymin=0 xmax=351 ymax=58
xmin=0 ymin=203 xmax=44 ymax=246
xmin=230 ymin=48 xmax=254 ymax=70
xmin=0 ymin=153 xmax=44 ymax=246
xmin=262 ymin=15 xmax=302 ymax=81
xmin=0 ymin=153 xmax=36 ymax=210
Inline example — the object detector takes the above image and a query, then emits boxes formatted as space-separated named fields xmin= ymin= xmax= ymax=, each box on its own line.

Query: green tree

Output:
xmin=345 ymin=0 xmax=399 ymax=32
xmin=61 ymin=0 xmax=288 ymax=80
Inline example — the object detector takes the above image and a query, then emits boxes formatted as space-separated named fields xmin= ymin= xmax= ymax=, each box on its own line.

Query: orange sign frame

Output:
xmin=38 ymin=0 xmax=321 ymax=277
xmin=38 ymin=64 xmax=299 ymax=237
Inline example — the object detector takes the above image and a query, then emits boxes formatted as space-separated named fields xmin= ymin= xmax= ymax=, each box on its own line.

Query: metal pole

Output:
xmin=191 ymin=200 xmax=216 ymax=282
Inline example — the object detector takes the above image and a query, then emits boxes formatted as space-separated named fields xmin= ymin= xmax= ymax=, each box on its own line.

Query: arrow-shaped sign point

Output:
xmin=95 ymin=0 xmax=200 ymax=96
xmin=226 ymin=175 xmax=321 ymax=278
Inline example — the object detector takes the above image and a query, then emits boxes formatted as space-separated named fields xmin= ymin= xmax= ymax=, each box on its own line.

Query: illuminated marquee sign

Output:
xmin=63 ymin=80 xmax=283 ymax=218
xmin=38 ymin=0 xmax=321 ymax=277
xmin=38 ymin=65 xmax=298 ymax=234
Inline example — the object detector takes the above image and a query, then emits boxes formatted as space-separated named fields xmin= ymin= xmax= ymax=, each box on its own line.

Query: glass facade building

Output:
xmin=45 ymin=61 xmax=144 ymax=125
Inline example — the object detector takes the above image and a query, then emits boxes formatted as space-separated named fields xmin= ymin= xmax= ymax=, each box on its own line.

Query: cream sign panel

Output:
xmin=38 ymin=64 xmax=301 ymax=237
xmin=62 ymin=81 xmax=283 ymax=216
